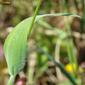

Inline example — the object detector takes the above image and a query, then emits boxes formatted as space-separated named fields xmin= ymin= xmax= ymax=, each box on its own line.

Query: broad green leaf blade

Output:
xmin=4 ymin=13 xmax=80 ymax=77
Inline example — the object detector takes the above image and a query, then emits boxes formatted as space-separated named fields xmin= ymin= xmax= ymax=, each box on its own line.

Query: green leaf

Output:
xmin=37 ymin=20 xmax=70 ymax=40
xmin=4 ymin=13 xmax=80 ymax=78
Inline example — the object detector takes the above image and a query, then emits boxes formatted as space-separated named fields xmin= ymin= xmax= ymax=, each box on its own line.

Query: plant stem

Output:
xmin=28 ymin=0 xmax=42 ymax=84
xmin=55 ymin=41 xmax=64 ymax=81
xmin=7 ymin=76 xmax=15 ymax=85
xmin=28 ymin=0 xmax=42 ymax=39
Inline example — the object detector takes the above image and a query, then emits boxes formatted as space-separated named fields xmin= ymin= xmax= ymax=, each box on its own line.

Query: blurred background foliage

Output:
xmin=0 ymin=0 xmax=85 ymax=85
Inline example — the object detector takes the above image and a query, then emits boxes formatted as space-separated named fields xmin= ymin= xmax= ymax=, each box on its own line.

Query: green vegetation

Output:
xmin=0 ymin=0 xmax=85 ymax=85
